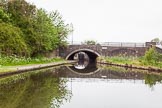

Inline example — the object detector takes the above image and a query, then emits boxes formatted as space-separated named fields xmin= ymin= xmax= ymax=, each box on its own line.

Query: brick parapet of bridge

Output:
xmin=59 ymin=44 xmax=149 ymax=58
xmin=101 ymin=46 xmax=147 ymax=56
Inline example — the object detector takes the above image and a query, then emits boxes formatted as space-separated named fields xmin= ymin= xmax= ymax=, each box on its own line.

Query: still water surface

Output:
xmin=0 ymin=63 xmax=162 ymax=108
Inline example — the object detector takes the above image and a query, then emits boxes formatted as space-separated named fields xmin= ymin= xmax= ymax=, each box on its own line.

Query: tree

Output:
xmin=0 ymin=23 xmax=28 ymax=56
xmin=144 ymin=47 xmax=159 ymax=64
xmin=49 ymin=11 xmax=72 ymax=47
xmin=151 ymin=38 xmax=160 ymax=43
xmin=1 ymin=0 xmax=37 ymax=56
xmin=83 ymin=40 xmax=97 ymax=45
xmin=0 ymin=0 xmax=72 ymax=57
xmin=33 ymin=9 xmax=58 ymax=53
xmin=151 ymin=37 xmax=162 ymax=45
xmin=29 ymin=9 xmax=72 ymax=55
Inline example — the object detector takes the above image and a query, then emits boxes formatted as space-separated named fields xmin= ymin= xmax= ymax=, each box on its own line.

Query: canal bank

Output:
xmin=0 ymin=61 xmax=76 ymax=77
xmin=97 ymin=61 xmax=162 ymax=72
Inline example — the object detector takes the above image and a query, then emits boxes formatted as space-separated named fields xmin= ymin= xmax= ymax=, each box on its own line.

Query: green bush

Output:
xmin=143 ymin=47 xmax=159 ymax=65
xmin=158 ymin=54 xmax=162 ymax=62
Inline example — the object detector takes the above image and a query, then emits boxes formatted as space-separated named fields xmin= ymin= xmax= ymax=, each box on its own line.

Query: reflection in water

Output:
xmin=0 ymin=68 xmax=72 ymax=108
xmin=144 ymin=74 xmax=162 ymax=87
xmin=69 ymin=62 xmax=98 ymax=74
xmin=0 ymin=64 xmax=162 ymax=108
xmin=60 ymin=65 xmax=162 ymax=108
xmin=98 ymin=65 xmax=162 ymax=88
xmin=60 ymin=64 xmax=162 ymax=88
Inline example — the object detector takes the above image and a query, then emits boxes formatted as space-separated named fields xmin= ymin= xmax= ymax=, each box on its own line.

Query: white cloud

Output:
xmin=27 ymin=0 xmax=162 ymax=42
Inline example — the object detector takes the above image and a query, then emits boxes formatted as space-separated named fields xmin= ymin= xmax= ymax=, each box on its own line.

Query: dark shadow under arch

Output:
xmin=65 ymin=49 xmax=101 ymax=62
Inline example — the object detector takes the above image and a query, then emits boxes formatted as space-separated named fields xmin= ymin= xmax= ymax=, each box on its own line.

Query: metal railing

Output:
xmin=100 ymin=42 xmax=146 ymax=47
xmin=67 ymin=41 xmax=146 ymax=47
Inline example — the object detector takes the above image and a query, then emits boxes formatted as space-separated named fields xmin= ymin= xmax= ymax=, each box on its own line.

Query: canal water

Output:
xmin=0 ymin=63 xmax=162 ymax=108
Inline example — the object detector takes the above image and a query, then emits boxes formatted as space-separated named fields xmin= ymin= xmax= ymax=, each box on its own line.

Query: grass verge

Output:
xmin=98 ymin=56 xmax=162 ymax=69
xmin=0 ymin=56 xmax=65 ymax=73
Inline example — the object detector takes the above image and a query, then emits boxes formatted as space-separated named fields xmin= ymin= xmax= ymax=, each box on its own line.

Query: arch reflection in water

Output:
xmin=68 ymin=62 xmax=100 ymax=75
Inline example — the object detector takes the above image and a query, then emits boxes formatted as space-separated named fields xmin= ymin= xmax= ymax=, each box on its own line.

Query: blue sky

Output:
xmin=27 ymin=0 xmax=162 ymax=43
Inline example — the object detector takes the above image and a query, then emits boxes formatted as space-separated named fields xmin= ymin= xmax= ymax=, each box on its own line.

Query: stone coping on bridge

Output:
xmin=67 ymin=42 xmax=157 ymax=47
xmin=97 ymin=61 xmax=162 ymax=72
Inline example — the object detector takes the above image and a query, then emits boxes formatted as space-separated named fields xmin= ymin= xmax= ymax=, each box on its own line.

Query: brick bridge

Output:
xmin=59 ymin=42 xmax=161 ymax=60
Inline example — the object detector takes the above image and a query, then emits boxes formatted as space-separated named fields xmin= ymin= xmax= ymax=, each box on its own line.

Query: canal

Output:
xmin=0 ymin=63 xmax=162 ymax=108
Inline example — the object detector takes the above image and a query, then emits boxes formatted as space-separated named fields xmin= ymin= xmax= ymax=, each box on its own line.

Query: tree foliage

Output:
xmin=151 ymin=38 xmax=160 ymax=43
xmin=0 ymin=0 xmax=72 ymax=57
xmin=83 ymin=40 xmax=97 ymax=45
xmin=0 ymin=8 xmax=10 ymax=23
xmin=144 ymin=47 xmax=160 ymax=64
xmin=0 ymin=22 xmax=28 ymax=56
xmin=49 ymin=11 xmax=73 ymax=46
xmin=151 ymin=37 xmax=162 ymax=45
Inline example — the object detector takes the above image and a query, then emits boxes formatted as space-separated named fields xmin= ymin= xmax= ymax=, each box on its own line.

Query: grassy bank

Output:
xmin=0 ymin=55 xmax=64 ymax=66
xmin=0 ymin=55 xmax=66 ymax=73
xmin=98 ymin=56 xmax=162 ymax=69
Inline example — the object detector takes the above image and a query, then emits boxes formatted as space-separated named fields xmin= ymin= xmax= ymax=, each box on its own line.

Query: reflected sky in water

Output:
xmin=0 ymin=64 xmax=162 ymax=108
xmin=61 ymin=78 xmax=162 ymax=108
xmin=60 ymin=64 xmax=162 ymax=108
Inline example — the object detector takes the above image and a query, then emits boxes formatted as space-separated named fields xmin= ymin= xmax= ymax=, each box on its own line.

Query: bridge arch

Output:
xmin=65 ymin=48 xmax=101 ymax=61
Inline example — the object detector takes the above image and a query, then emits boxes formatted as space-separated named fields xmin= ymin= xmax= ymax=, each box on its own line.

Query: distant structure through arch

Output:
xmin=65 ymin=48 xmax=101 ymax=62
